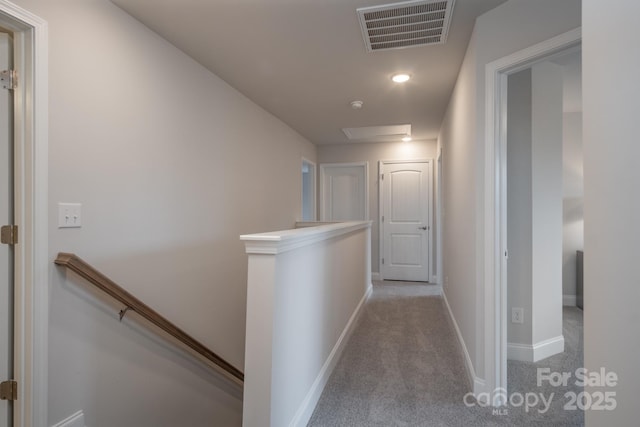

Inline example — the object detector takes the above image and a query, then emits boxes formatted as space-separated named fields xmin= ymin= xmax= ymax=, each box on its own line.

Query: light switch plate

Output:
xmin=58 ymin=203 xmax=82 ymax=228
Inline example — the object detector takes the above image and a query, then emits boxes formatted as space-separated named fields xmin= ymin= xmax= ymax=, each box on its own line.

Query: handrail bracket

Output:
xmin=119 ymin=306 xmax=131 ymax=322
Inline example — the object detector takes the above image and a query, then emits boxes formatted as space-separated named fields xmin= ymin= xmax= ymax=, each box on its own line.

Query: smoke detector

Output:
xmin=357 ymin=0 xmax=456 ymax=52
xmin=350 ymin=100 xmax=364 ymax=109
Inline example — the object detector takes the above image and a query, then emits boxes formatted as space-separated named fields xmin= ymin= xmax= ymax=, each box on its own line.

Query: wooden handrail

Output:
xmin=54 ymin=252 xmax=244 ymax=384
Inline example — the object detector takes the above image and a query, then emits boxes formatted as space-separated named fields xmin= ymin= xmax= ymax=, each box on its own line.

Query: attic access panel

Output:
xmin=342 ymin=124 xmax=411 ymax=142
xmin=357 ymin=0 xmax=456 ymax=52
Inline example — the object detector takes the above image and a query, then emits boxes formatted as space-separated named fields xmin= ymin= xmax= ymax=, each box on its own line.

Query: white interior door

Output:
xmin=320 ymin=162 xmax=368 ymax=221
xmin=0 ymin=32 xmax=13 ymax=427
xmin=381 ymin=161 xmax=432 ymax=282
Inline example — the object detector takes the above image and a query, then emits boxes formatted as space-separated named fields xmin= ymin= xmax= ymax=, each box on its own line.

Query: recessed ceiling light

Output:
xmin=392 ymin=74 xmax=411 ymax=83
xmin=350 ymin=100 xmax=364 ymax=110
xmin=402 ymin=136 xmax=412 ymax=142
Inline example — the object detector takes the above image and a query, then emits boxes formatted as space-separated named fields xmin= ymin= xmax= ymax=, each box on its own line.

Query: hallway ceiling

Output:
xmin=111 ymin=0 xmax=506 ymax=145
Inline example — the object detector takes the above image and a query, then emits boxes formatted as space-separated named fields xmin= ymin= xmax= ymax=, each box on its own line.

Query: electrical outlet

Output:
xmin=511 ymin=307 xmax=524 ymax=324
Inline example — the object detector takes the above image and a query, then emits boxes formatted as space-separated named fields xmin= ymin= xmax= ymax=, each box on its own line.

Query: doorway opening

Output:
xmin=483 ymin=27 xmax=581 ymax=402
xmin=0 ymin=2 xmax=48 ymax=425
xmin=0 ymin=26 xmax=14 ymax=427
xmin=301 ymin=158 xmax=316 ymax=222
xmin=504 ymin=48 xmax=583 ymax=423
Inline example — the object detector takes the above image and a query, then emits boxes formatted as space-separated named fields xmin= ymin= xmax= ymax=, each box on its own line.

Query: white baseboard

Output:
xmin=534 ymin=335 xmax=565 ymax=361
xmin=507 ymin=342 xmax=532 ymax=362
xmin=51 ymin=411 xmax=85 ymax=427
xmin=289 ymin=283 xmax=373 ymax=427
xmin=563 ymin=294 xmax=577 ymax=306
xmin=371 ymin=272 xmax=381 ymax=281
xmin=474 ymin=377 xmax=487 ymax=398
xmin=428 ymin=283 xmax=443 ymax=296
xmin=508 ymin=335 xmax=565 ymax=362
xmin=442 ymin=291 xmax=484 ymax=396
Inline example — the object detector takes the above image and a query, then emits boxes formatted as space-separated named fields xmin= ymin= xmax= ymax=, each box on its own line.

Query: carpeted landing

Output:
xmin=307 ymin=281 xmax=584 ymax=426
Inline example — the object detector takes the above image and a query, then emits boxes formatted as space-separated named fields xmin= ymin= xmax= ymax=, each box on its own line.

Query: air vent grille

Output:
xmin=357 ymin=0 xmax=456 ymax=52
xmin=367 ymin=21 xmax=444 ymax=36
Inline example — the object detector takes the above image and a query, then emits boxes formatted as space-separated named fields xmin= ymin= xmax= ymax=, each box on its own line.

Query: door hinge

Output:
xmin=381 ymin=174 xmax=384 ymax=180
xmin=382 ymin=215 xmax=384 ymax=222
xmin=1 ymin=69 xmax=17 ymax=90
xmin=1 ymin=225 xmax=18 ymax=245
xmin=382 ymin=258 xmax=385 ymax=265
xmin=0 ymin=380 xmax=17 ymax=401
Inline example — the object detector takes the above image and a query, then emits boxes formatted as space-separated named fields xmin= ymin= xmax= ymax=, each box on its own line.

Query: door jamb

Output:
xmin=436 ymin=149 xmax=443 ymax=285
xmin=483 ymin=27 xmax=581 ymax=403
xmin=378 ymin=159 xmax=434 ymax=282
xmin=0 ymin=2 xmax=48 ymax=425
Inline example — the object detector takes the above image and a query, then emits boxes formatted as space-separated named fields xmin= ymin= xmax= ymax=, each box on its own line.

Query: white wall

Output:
xmin=562 ymin=113 xmax=583 ymax=299
xmin=584 ymin=0 xmax=640 ymax=424
xmin=561 ymin=52 xmax=583 ymax=300
xmin=317 ymin=140 xmax=437 ymax=276
xmin=437 ymin=29 xmax=480 ymax=379
xmin=530 ymin=62 xmax=563 ymax=346
xmin=507 ymin=69 xmax=533 ymax=346
xmin=12 ymin=0 xmax=316 ymax=425
xmin=438 ymin=0 xmax=580 ymax=382
xmin=506 ymin=63 xmax=564 ymax=359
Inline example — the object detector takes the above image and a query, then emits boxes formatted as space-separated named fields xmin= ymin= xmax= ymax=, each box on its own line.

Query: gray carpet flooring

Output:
xmin=308 ymin=281 xmax=584 ymax=426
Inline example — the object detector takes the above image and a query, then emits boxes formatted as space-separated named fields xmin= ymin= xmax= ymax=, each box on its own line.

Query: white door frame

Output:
xmin=378 ymin=159 xmax=433 ymax=282
xmin=0 ymin=2 xmax=48 ymax=425
xmin=319 ymin=162 xmax=369 ymax=221
xmin=435 ymin=148 xmax=443 ymax=285
xmin=483 ymin=27 xmax=581 ymax=402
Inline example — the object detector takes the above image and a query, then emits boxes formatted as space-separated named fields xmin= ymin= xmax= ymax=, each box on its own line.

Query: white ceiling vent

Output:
xmin=357 ymin=0 xmax=456 ymax=52
xmin=342 ymin=124 xmax=411 ymax=142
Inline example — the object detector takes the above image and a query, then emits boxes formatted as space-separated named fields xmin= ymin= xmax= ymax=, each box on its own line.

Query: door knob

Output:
xmin=418 ymin=226 xmax=427 ymax=230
